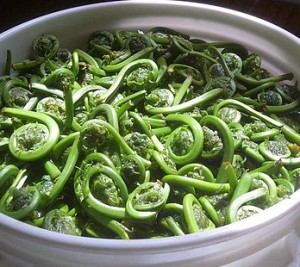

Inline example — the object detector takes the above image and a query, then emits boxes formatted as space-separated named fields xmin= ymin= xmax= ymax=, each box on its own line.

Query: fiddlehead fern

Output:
xmin=126 ymin=181 xmax=170 ymax=222
xmin=3 ymin=108 xmax=60 ymax=161
xmin=0 ymin=27 xmax=299 ymax=240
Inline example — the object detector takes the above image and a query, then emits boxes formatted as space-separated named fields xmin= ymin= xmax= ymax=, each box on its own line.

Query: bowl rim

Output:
xmin=0 ymin=0 xmax=299 ymax=253
xmin=1 ymin=0 xmax=299 ymax=42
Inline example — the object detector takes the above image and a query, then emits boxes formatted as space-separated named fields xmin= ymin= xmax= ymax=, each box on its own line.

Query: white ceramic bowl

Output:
xmin=0 ymin=1 xmax=300 ymax=267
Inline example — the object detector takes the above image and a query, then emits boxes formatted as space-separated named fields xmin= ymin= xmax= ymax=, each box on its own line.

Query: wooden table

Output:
xmin=0 ymin=0 xmax=299 ymax=37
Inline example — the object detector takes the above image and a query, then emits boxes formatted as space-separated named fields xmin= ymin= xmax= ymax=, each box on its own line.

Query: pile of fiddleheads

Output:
xmin=0 ymin=28 xmax=299 ymax=239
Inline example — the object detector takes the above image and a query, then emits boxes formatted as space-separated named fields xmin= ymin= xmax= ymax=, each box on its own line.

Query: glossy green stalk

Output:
xmin=146 ymin=88 xmax=223 ymax=114
xmin=63 ymin=83 xmax=74 ymax=131
xmin=244 ymin=81 xmax=275 ymax=97
xmin=30 ymin=83 xmax=64 ymax=99
xmin=74 ymin=48 xmax=100 ymax=68
xmin=173 ymin=76 xmax=193 ymax=105
xmin=266 ymin=97 xmax=300 ymax=114
xmin=235 ymin=72 xmax=293 ymax=86
xmin=52 ymin=132 xmax=80 ymax=162
xmin=230 ymin=172 xmax=253 ymax=203
xmin=162 ymin=175 xmax=230 ymax=193
xmin=113 ymin=90 xmax=146 ymax=108
xmin=46 ymin=136 xmax=81 ymax=205
xmin=103 ymin=47 xmax=154 ymax=72
xmin=216 ymin=161 xmax=238 ymax=194
xmin=44 ymin=160 xmax=61 ymax=180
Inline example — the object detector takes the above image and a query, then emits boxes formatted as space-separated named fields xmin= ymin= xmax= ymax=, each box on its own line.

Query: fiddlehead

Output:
xmin=0 ymin=169 xmax=40 ymax=220
xmin=183 ymin=193 xmax=215 ymax=234
xmin=3 ymin=108 xmax=60 ymax=161
xmin=13 ymin=35 xmax=59 ymax=70
xmin=164 ymin=114 xmax=203 ymax=165
xmin=43 ymin=205 xmax=82 ymax=236
xmin=76 ymin=165 xmax=128 ymax=220
xmin=2 ymin=79 xmax=33 ymax=109
xmin=126 ymin=181 xmax=170 ymax=222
